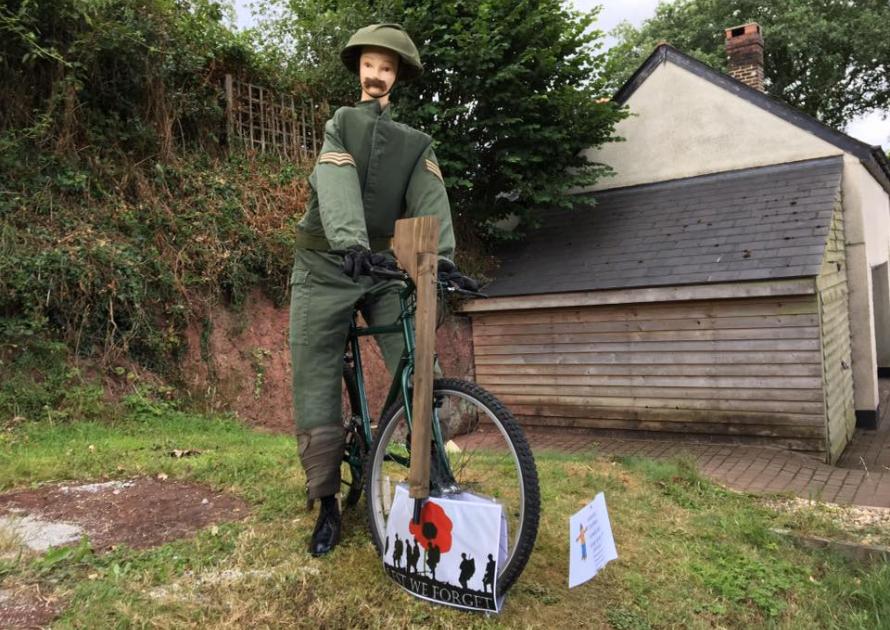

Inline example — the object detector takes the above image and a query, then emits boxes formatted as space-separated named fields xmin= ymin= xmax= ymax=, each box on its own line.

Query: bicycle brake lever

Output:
xmin=442 ymin=285 xmax=488 ymax=298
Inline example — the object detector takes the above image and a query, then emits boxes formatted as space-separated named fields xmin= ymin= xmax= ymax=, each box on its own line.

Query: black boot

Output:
xmin=309 ymin=495 xmax=341 ymax=557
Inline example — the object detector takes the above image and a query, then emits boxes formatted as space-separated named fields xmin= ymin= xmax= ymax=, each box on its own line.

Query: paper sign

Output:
xmin=383 ymin=484 xmax=507 ymax=612
xmin=569 ymin=492 xmax=618 ymax=588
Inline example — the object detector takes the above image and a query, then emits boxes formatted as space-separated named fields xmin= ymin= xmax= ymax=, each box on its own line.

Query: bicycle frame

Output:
xmin=343 ymin=280 xmax=454 ymax=487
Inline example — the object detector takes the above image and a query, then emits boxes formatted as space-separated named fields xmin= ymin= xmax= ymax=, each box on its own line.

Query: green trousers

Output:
xmin=289 ymin=248 xmax=405 ymax=499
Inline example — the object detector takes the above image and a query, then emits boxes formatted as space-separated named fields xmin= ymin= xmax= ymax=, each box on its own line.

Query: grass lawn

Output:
xmin=1 ymin=402 xmax=888 ymax=629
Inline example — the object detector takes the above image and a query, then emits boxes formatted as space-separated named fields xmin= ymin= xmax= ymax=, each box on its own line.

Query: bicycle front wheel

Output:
xmin=365 ymin=378 xmax=539 ymax=595
xmin=340 ymin=365 xmax=365 ymax=508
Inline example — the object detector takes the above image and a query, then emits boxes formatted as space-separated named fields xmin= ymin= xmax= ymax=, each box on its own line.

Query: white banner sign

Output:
xmin=383 ymin=484 xmax=506 ymax=612
xmin=569 ymin=492 xmax=618 ymax=588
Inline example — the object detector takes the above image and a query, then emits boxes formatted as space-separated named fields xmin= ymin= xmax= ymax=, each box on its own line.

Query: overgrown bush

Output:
xmin=0 ymin=0 xmax=310 ymax=387
xmin=0 ymin=148 xmax=307 ymax=372
xmin=0 ymin=0 xmax=287 ymax=157
xmin=0 ymin=320 xmax=107 ymax=425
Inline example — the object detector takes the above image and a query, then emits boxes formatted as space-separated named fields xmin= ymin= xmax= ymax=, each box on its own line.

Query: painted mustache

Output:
xmin=363 ymin=78 xmax=388 ymax=92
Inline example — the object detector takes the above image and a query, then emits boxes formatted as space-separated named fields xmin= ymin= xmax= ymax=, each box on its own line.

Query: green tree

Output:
xmin=255 ymin=0 xmax=626 ymax=235
xmin=606 ymin=0 xmax=890 ymax=129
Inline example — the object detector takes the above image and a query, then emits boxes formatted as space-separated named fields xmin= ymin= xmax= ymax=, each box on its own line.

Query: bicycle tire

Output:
xmin=340 ymin=365 xmax=365 ymax=508
xmin=364 ymin=378 xmax=540 ymax=595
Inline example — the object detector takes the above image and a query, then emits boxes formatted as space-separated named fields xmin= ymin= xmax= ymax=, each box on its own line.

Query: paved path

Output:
xmin=496 ymin=379 xmax=890 ymax=509
xmin=522 ymin=429 xmax=890 ymax=508
xmin=837 ymin=376 xmax=890 ymax=472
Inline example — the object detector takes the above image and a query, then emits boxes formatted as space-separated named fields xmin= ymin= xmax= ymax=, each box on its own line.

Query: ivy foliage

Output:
xmin=605 ymin=0 xmax=890 ymax=129
xmin=255 ymin=0 xmax=627 ymax=234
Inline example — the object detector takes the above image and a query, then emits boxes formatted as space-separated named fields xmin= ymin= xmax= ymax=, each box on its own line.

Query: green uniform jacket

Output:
xmin=295 ymin=99 xmax=456 ymax=261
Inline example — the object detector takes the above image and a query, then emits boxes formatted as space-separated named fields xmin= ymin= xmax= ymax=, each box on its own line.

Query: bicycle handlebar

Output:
xmin=366 ymin=265 xmax=408 ymax=281
xmin=329 ymin=248 xmax=485 ymax=297
xmin=365 ymin=264 xmax=488 ymax=298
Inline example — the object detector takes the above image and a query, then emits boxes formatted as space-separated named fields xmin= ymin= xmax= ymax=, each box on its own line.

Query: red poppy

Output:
xmin=407 ymin=499 xmax=453 ymax=553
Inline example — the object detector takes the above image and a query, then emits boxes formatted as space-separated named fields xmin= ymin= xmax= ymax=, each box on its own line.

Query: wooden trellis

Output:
xmin=224 ymin=74 xmax=320 ymax=160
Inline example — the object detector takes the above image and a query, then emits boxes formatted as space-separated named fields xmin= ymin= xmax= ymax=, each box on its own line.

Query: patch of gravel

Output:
xmin=0 ymin=586 xmax=64 ymax=629
xmin=58 ymin=480 xmax=136 ymax=495
xmin=765 ymin=497 xmax=890 ymax=545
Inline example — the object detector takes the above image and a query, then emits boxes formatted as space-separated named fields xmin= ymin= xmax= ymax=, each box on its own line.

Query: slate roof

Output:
xmin=483 ymin=156 xmax=843 ymax=298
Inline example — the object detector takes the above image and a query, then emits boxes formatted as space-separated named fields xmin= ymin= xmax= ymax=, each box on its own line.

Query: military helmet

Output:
xmin=341 ymin=23 xmax=423 ymax=81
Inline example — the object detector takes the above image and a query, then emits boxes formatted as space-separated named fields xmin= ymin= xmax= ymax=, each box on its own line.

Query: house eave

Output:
xmin=459 ymin=277 xmax=817 ymax=314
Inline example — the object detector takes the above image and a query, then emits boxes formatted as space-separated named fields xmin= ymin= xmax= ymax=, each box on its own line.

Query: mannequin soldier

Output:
xmin=289 ymin=23 xmax=474 ymax=556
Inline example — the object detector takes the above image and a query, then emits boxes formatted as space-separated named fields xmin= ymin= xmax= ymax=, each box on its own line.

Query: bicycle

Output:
xmin=338 ymin=260 xmax=540 ymax=596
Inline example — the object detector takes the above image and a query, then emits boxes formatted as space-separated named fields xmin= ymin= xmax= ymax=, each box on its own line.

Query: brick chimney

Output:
xmin=724 ymin=22 xmax=764 ymax=92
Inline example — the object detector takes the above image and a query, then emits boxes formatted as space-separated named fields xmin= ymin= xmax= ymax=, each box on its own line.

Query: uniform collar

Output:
xmin=356 ymin=98 xmax=392 ymax=119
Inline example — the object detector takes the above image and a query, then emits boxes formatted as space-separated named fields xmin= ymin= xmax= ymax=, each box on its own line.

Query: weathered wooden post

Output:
xmin=392 ymin=216 xmax=440 ymax=505
xmin=310 ymin=98 xmax=318 ymax=156
xmin=224 ymin=74 xmax=234 ymax=149
xmin=258 ymin=84 xmax=266 ymax=152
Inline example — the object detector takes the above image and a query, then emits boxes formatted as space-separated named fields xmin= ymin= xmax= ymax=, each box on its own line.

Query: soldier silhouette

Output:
xmin=393 ymin=533 xmax=404 ymax=568
xmin=458 ymin=552 xmax=476 ymax=590
xmin=483 ymin=554 xmax=496 ymax=593
xmin=426 ymin=542 xmax=441 ymax=581
xmin=406 ymin=539 xmax=420 ymax=574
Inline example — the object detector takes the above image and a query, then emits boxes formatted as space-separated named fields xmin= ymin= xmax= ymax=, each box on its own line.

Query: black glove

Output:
xmin=341 ymin=245 xmax=395 ymax=282
xmin=437 ymin=259 xmax=480 ymax=292
xmin=341 ymin=244 xmax=373 ymax=282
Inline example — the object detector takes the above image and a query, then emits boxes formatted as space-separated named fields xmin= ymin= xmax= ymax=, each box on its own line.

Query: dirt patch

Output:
xmin=0 ymin=478 xmax=249 ymax=552
xmin=182 ymin=290 xmax=296 ymax=434
xmin=0 ymin=586 xmax=64 ymax=630
xmin=181 ymin=288 xmax=476 ymax=433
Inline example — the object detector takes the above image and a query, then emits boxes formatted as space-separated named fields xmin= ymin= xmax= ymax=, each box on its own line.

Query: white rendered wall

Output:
xmin=873 ymin=263 xmax=890 ymax=368
xmin=583 ymin=61 xmax=842 ymax=191
xmin=843 ymin=156 xmax=890 ymax=408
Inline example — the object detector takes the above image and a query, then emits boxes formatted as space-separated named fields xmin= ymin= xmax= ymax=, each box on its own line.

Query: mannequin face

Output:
xmin=359 ymin=46 xmax=400 ymax=107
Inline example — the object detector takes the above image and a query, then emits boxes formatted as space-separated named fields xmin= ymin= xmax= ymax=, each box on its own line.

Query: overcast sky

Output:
xmin=227 ymin=0 xmax=889 ymax=149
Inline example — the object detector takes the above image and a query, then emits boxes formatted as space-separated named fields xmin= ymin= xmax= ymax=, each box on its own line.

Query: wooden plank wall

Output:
xmin=472 ymin=295 xmax=827 ymax=452
xmin=816 ymin=195 xmax=855 ymax=462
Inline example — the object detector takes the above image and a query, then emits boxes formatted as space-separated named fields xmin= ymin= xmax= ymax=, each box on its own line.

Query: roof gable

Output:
xmin=613 ymin=45 xmax=890 ymax=194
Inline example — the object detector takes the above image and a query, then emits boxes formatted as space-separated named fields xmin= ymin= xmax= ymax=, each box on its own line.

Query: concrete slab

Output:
xmin=0 ymin=513 xmax=83 ymax=552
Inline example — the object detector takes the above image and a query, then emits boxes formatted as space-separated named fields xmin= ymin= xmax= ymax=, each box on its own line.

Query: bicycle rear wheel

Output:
xmin=365 ymin=378 xmax=539 ymax=595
